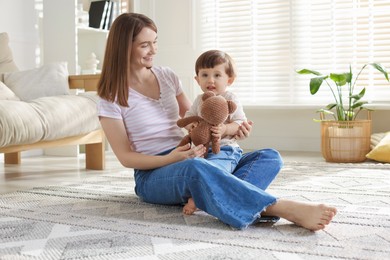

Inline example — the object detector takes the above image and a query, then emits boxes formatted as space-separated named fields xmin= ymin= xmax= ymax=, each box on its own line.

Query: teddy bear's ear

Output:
xmin=202 ymin=91 xmax=215 ymax=101
xmin=227 ymin=100 xmax=237 ymax=114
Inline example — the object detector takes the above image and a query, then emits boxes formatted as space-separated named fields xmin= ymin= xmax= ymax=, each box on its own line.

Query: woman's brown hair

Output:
xmin=97 ymin=13 xmax=157 ymax=107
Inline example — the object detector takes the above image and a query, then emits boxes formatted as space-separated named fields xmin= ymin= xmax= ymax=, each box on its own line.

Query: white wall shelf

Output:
xmin=77 ymin=27 xmax=108 ymax=34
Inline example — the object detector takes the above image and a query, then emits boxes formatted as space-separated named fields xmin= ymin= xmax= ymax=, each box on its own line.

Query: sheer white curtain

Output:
xmin=199 ymin=0 xmax=390 ymax=106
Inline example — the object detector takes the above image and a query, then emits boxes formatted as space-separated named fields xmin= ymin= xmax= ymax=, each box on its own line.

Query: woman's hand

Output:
xmin=169 ymin=143 xmax=206 ymax=161
xmin=234 ymin=120 xmax=253 ymax=140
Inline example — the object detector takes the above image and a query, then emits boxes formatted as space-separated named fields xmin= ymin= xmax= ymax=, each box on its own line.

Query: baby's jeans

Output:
xmin=134 ymin=146 xmax=283 ymax=229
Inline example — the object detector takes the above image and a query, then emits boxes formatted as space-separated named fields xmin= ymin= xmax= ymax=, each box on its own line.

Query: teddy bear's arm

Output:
xmin=177 ymin=116 xmax=203 ymax=128
xmin=211 ymin=135 xmax=221 ymax=154
xmin=178 ymin=135 xmax=192 ymax=147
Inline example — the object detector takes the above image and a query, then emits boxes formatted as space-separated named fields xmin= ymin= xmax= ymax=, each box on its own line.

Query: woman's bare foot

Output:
xmin=183 ymin=197 xmax=197 ymax=215
xmin=263 ymin=199 xmax=337 ymax=231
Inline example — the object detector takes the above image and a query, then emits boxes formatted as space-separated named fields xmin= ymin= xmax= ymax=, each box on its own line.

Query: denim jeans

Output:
xmin=134 ymin=146 xmax=283 ymax=229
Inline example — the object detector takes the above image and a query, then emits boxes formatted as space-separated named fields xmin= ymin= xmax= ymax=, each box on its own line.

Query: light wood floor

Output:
xmin=0 ymin=151 xmax=323 ymax=195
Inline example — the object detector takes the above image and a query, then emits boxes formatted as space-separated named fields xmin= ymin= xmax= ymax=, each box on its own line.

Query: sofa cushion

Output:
xmin=0 ymin=32 xmax=19 ymax=75
xmin=0 ymin=100 xmax=45 ymax=147
xmin=29 ymin=93 xmax=100 ymax=141
xmin=0 ymin=81 xmax=20 ymax=100
xmin=370 ymin=132 xmax=386 ymax=149
xmin=3 ymin=62 xmax=70 ymax=101
xmin=366 ymin=132 xmax=390 ymax=163
xmin=0 ymin=93 xmax=100 ymax=147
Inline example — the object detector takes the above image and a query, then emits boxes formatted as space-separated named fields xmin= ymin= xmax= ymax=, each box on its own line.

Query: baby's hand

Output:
xmin=211 ymin=124 xmax=226 ymax=140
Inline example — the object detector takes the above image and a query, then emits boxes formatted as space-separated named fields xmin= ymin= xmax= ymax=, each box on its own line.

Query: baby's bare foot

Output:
xmin=183 ymin=197 xmax=197 ymax=215
xmin=290 ymin=203 xmax=337 ymax=231
xmin=264 ymin=199 xmax=337 ymax=231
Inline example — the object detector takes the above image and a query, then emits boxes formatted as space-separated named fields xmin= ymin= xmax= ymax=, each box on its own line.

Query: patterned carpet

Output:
xmin=0 ymin=161 xmax=389 ymax=260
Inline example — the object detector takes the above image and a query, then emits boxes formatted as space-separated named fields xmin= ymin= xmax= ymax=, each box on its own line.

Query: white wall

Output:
xmin=42 ymin=0 xmax=78 ymax=74
xmin=239 ymin=108 xmax=390 ymax=152
xmin=135 ymin=0 xmax=200 ymax=99
xmin=0 ymin=0 xmax=40 ymax=70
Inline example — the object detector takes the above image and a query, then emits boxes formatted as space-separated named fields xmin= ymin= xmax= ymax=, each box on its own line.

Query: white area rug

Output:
xmin=1 ymin=161 xmax=389 ymax=259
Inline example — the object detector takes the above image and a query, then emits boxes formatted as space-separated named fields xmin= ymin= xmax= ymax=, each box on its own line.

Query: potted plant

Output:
xmin=296 ymin=63 xmax=389 ymax=162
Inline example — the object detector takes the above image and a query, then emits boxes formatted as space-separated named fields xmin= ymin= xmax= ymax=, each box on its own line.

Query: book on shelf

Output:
xmin=89 ymin=0 xmax=114 ymax=30
xmin=103 ymin=1 xmax=114 ymax=30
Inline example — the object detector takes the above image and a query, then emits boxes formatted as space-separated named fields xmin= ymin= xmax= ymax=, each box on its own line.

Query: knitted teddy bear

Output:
xmin=177 ymin=91 xmax=237 ymax=157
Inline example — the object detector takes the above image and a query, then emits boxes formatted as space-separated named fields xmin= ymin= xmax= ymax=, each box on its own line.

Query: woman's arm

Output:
xmin=177 ymin=92 xmax=200 ymax=132
xmin=176 ymin=92 xmax=192 ymax=118
xmin=100 ymin=117 xmax=205 ymax=170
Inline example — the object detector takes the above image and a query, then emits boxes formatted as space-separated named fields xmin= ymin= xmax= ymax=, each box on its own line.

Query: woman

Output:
xmin=97 ymin=13 xmax=337 ymax=231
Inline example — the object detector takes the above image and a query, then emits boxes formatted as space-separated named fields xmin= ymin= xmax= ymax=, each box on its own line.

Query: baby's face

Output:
xmin=195 ymin=63 xmax=233 ymax=95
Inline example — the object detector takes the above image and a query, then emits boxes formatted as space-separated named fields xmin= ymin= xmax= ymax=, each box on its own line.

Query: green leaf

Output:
xmin=325 ymin=103 xmax=337 ymax=110
xmin=370 ymin=63 xmax=389 ymax=81
xmin=296 ymin=69 xmax=322 ymax=76
xmin=309 ymin=76 xmax=326 ymax=94
xmin=350 ymin=88 xmax=366 ymax=101
xmin=316 ymin=109 xmax=334 ymax=115
xmin=330 ymin=73 xmax=348 ymax=86
xmin=351 ymin=101 xmax=367 ymax=109
xmin=345 ymin=72 xmax=352 ymax=83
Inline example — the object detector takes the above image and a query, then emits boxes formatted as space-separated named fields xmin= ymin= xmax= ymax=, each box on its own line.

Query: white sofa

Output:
xmin=0 ymin=32 xmax=105 ymax=170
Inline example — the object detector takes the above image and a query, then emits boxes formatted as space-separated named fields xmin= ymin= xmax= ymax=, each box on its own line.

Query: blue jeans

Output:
xmin=134 ymin=146 xmax=283 ymax=229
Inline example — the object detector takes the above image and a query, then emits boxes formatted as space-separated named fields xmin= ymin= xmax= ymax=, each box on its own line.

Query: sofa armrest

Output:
xmin=68 ymin=74 xmax=100 ymax=91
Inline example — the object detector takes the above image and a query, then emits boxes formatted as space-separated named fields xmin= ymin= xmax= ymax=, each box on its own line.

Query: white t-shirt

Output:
xmin=97 ymin=66 xmax=185 ymax=155
xmin=185 ymin=91 xmax=247 ymax=147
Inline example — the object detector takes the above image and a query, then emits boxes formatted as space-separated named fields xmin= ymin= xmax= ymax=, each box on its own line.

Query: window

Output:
xmin=199 ymin=0 xmax=390 ymax=106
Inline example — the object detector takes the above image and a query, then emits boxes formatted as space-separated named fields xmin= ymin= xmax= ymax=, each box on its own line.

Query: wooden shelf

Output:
xmin=69 ymin=74 xmax=101 ymax=91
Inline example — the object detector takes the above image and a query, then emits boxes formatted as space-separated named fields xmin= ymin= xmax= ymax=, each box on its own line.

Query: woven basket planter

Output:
xmin=320 ymin=119 xmax=371 ymax=163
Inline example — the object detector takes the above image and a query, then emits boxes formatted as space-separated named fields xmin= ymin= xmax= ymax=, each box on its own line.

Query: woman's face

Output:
xmin=131 ymin=27 xmax=158 ymax=69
